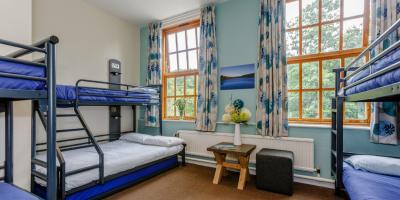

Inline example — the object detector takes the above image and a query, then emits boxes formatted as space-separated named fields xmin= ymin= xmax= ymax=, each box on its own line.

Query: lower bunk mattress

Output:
xmin=343 ymin=162 xmax=400 ymax=200
xmin=0 ymin=183 xmax=40 ymax=200
xmin=35 ymin=140 xmax=183 ymax=192
xmin=56 ymin=85 xmax=159 ymax=104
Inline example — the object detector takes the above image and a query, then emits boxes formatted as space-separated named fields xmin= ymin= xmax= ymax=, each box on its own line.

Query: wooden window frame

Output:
xmin=286 ymin=0 xmax=371 ymax=125
xmin=162 ymin=20 xmax=200 ymax=120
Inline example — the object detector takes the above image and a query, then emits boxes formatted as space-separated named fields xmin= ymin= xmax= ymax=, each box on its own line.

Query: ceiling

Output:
xmin=85 ymin=0 xmax=225 ymax=25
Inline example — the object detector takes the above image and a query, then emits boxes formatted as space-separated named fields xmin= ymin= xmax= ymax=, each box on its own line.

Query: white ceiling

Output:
xmin=85 ymin=0 xmax=225 ymax=25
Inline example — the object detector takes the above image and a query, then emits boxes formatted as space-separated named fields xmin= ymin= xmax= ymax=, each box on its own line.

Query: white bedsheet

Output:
xmin=35 ymin=140 xmax=183 ymax=191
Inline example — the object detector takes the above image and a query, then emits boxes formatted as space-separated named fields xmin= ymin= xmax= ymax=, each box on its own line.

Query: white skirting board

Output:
xmin=181 ymin=156 xmax=335 ymax=189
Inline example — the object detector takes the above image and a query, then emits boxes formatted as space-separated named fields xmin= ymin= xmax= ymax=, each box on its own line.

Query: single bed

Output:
xmin=35 ymin=139 xmax=183 ymax=192
xmin=344 ymin=46 xmax=400 ymax=95
xmin=343 ymin=162 xmax=400 ymax=200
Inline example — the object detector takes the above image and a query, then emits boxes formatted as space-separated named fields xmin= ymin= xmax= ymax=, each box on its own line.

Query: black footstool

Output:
xmin=256 ymin=148 xmax=294 ymax=195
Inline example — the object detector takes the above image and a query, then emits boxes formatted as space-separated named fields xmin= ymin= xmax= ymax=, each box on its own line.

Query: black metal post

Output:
xmin=5 ymin=101 xmax=13 ymax=183
xmin=46 ymin=41 xmax=57 ymax=200
xmin=31 ymin=101 xmax=37 ymax=191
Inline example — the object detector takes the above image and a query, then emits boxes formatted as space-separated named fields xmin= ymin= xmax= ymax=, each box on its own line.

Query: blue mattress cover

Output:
xmin=34 ymin=156 xmax=178 ymax=200
xmin=0 ymin=60 xmax=46 ymax=90
xmin=343 ymin=162 xmax=400 ymax=200
xmin=0 ymin=183 xmax=40 ymax=200
xmin=56 ymin=85 xmax=159 ymax=104
xmin=345 ymin=47 xmax=400 ymax=95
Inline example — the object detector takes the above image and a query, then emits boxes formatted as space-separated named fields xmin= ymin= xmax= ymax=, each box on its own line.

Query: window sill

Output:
xmin=290 ymin=123 xmax=370 ymax=131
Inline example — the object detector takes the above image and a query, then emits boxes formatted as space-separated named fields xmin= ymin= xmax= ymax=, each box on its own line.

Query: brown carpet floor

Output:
xmin=106 ymin=164 xmax=343 ymax=200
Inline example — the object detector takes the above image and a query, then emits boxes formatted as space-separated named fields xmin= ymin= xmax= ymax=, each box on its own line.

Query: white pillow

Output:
xmin=143 ymin=136 xmax=184 ymax=147
xmin=119 ymin=133 xmax=150 ymax=144
xmin=345 ymin=155 xmax=400 ymax=177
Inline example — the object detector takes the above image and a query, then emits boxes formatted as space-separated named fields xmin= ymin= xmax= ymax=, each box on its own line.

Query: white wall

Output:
xmin=32 ymin=0 xmax=140 ymax=141
xmin=0 ymin=0 xmax=33 ymax=190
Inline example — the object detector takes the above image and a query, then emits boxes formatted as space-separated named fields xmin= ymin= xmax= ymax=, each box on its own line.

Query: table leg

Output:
xmin=238 ymin=155 xmax=249 ymax=190
xmin=213 ymin=152 xmax=226 ymax=185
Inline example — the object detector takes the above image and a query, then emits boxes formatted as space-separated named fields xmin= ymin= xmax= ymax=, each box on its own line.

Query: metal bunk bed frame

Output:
xmin=0 ymin=36 xmax=59 ymax=200
xmin=331 ymin=18 xmax=400 ymax=194
xmin=32 ymin=79 xmax=185 ymax=199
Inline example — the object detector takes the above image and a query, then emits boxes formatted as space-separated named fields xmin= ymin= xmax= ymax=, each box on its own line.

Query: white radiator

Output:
xmin=177 ymin=130 xmax=315 ymax=172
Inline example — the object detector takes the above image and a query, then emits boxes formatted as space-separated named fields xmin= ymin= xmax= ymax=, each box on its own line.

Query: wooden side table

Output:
xmin=207 ymin=142 xmax=256 ymax=190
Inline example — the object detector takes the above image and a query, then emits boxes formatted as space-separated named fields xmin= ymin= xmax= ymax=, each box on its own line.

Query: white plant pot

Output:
xmin=234 ymin=123 xmax=242 ymax=146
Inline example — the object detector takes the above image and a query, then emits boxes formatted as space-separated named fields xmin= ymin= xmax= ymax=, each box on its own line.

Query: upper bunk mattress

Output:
xmin=343 ymin=162 xmax=400 ymax=200
xmin=0 ymin=60 xmax=45 ymax=90
xmin=35 ymin=139 xmax=183 ymax=191
xmin=56 ymin=85 xmax=159 ymax=104
xmin=345 ymin=47 xmax=400 ymax=95
xmin=0 ymin=183 xmax=40 ymax=200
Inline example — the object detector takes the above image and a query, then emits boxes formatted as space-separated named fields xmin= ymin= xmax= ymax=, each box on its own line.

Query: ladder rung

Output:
xmin=331 ymin=149 xmax=337 ymax=157
xmin=32 ymin=158 xmax=47 ymax=168
xmin=57 ymin=128 xmax=85 ymax=133
xmin=57 ymin=114 xmax=78 ymax=117
xmin=32 ymin=170 xmax=47 ymax=181
xmin=65 ymin=164 xmax=99 ymax=176
xmin=331 ymin=109 xmax=337 ymax=113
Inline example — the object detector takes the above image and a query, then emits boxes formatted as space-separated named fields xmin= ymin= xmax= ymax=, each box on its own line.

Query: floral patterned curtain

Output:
xmin=145 ymin=22 xmax=162 ymax=127
xmin=196 ymin=5 xmax=218 ymax=132
xmin=369 ymin=0 xmax=400 ymax=145
xmin=256 ymin=0 xmax=289 ymax=137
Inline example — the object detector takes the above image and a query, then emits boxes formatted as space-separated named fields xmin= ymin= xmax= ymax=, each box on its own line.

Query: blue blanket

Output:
xmin=0 ymin=60 xmax=45 ymax=90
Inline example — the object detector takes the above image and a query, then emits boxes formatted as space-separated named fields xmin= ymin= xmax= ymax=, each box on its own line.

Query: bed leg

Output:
xmin=180 ymin=144 xmax=186 ymax=167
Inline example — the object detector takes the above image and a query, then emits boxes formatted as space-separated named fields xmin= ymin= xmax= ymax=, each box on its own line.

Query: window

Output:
xmin=286 ymin=0 xmax=370 ymax=124
xmin=162 ymin=20 xmax=200 ymax=120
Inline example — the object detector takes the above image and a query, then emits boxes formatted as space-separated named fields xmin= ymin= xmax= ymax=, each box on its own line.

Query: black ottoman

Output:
xmin=256 ymin=148 xmax=294 ymax=195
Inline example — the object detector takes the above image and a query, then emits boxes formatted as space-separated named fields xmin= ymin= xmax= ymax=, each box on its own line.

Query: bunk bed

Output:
xmin=0 ymin=36 xmax=59 ymax=200
xmin=31 ymin=80 xmax=186 ymax=200
xmin=331 ymin=19 xmax=400 ymax=200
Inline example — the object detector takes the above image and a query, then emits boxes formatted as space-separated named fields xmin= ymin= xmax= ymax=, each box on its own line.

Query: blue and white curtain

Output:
xmin=256 ymin=0 xmax=289 ymax=137
xmin=369 ymin=0 xmax=400 ymax=145
xmin=145 ymin=22 xmax=162 ymax=127
xmin=196 ymin=5 xmax=218 ymax=132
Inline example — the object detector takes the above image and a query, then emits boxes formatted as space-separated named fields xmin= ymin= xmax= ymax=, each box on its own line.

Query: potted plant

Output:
xmin=222 ymin=99 xmax=252 ymax=145
xmin=175 ymin=99 xmax=186 ymax=120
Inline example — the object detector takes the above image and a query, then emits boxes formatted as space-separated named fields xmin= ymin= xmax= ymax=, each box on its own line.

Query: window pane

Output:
xmin=196 ymin=27 xmax=200 ymax=47
xmin=169 ymin=53 xmax=178 ymax=72
xmin=322 ymin=59 xmax=339 ymax=88
xmin=178 ymin=52 xmax=187 ymax=71
xmin=322 ymin=0 xmax=340 ymax=22
xmin=177 ymin=31 xmax=186 ymax=51
xmin=345 ymin=102 xmax=367 ymax=120
xmin=287 ymin=64 xmax=299 ymax=90
xmin=167 ymin=33 xmax=176 ymax=53
xmin=302 ymin=91 xmax=319 ymax=118
xmin=345 ymin=56 xmax=365 ymax=68
xmin=322 ymin=90 xmax=335 ymax=119
xmin=286 ymin=1 xmax=299 ymax=29
xmin=188 ymin=50 xmax=198 ymax=70
xmin=186 ymin=76 xmax=195 ymax=95
xmin=166 ymin=98 xmax=175 ymax=117
xmin=286 ymin=30 xmax=300 ymax=57
xmin=322 ymin=22 xmax=340 ymax=52
xmin=302 ymin=26 xmax=319 ymax=55
xmin=343 ymin=18 xmax=363 ymax=50
xmin=176 ymin=77 xmax=184 ymax=96
xmin=166 ymin=78 xmax=175 ymax=96
xmin=344 ymin=0 xmax=364 ymax=18
xmin=288 ymin=92 xmax=299 ymax=118
xmin=302 ymin=62 xmax=319 ymax=89
xmin=187 ymin=28 xmax=197 ymax=49
xmin=302 ymin=0 xmax=318 ymax=26
xmin=185 ymin=97 xmax=195 ymax=117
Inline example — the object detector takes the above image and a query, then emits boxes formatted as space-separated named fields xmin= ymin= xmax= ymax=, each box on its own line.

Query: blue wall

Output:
xmin=139 ymin=0 xmax=399 ymax=180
